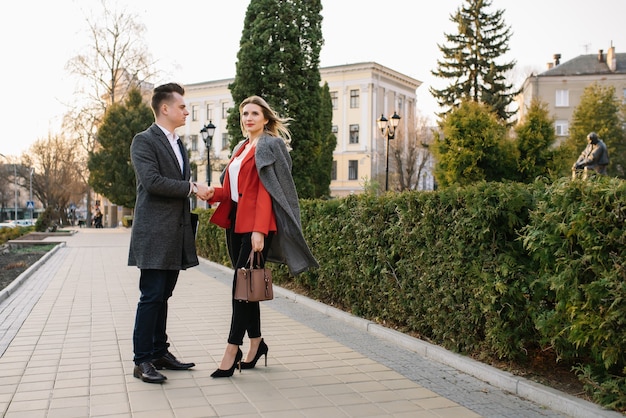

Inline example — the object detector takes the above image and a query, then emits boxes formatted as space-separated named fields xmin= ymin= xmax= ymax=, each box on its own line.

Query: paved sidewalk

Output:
xmin=0 ymin=228 xmax=620 ymax=417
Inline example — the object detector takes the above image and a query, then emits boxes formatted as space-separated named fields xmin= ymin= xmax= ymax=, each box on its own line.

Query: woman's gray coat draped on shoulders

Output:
xmin=231 ymin=134 xmax=318 ymax=276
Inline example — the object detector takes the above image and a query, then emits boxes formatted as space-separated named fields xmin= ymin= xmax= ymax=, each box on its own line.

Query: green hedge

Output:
xmin=195 ymin=176 xmax=626 ymax=411
xmin=195 ymin=208 xmax=231 ymax=267
xmin=522 ymin=176 xmax=626 ymax=410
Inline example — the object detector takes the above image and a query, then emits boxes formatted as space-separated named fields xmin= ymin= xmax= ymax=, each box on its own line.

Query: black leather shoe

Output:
xmin=152 ymin=352 xmax=195 ymax=370
xmin=133 ymin=362 xmax=167 ymax=383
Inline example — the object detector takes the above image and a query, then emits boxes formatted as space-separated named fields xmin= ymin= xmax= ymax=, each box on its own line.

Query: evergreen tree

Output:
xmin=553 ymin=83 xmax=626 ymax=178
xmin=226 ymin=0 xmax=332 ymax=198
xmin=88 ymin=89 xmax=153 ymax=208
xmin=312 ymin=83 xmax=336 ymax=197
xmin=514 ymin=99 xmax=556 ymax=182
xmin=433 ymin=100 xmax=517 ymax=187
xmin=431 ymin=0 xmax=518 ymax=122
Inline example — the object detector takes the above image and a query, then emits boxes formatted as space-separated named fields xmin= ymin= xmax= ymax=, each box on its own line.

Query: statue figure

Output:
xmin=572 ymin=132 xmax=609 ymax=176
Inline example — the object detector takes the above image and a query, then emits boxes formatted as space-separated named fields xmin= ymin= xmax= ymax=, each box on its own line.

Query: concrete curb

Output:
xmin=200 ymin=258 xmax=622 ymax=418
xmin=0 ymin=243 xmax=65 ymax=304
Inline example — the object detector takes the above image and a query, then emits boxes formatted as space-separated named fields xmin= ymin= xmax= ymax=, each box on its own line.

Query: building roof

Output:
xmin=186 ymin=62 xmax=422 ymax=91
xmin=540 ymin=51 xmax=626 ymax=76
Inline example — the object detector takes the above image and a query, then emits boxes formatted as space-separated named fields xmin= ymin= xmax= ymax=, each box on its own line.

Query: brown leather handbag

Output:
xmin=235 ymin=250 xmax=274 ymax=302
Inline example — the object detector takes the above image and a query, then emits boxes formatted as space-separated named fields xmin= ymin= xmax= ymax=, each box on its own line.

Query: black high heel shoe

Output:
xmin=241 ymin=339 xmax=268 ymax=370
xmin=211 ymin=348 xmax=242 ymax=378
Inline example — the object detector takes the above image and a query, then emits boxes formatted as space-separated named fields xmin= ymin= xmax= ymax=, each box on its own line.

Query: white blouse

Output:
xmin=228 ymin=144 xmax=254 ymax=202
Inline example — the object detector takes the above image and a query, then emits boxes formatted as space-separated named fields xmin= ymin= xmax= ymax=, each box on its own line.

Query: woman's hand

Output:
xmin=195 ymin=184 xmax=214 ymax=201
xmin=251 ymin=231 xmax=265 ymax=252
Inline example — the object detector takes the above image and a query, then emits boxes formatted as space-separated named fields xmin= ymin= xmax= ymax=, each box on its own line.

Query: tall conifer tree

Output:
xmin=227 ymin=0 xmax=333 ymax=198
xmin=431 ymin=0 xmax=518 ymax=122
xmin=514 ymin=99 xmax=556 ymax=182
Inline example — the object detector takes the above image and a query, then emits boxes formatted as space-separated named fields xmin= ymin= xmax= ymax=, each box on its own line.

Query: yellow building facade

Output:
xmin=180 ymin=62 xmax=421 ymax=198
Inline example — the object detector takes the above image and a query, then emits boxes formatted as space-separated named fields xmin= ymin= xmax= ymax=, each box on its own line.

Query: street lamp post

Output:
xmin=377 ymin=111 xmax=401 ymax=191
xmin=200 ymin=121 xmax=216 ymax=208
xmin=200 ymin=121 xmax=216 ymax=185
xmin=0 ymin=153 xmax=18 ymax=220
xmin=29 ymin=168 xmax=34 ymax=220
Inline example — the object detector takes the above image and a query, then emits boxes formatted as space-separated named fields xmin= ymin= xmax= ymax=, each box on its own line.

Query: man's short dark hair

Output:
xmin=151 ymin=83 xmax=185 ymax=115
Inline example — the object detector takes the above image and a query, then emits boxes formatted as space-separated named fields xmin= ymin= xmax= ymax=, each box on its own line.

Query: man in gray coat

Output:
xmin=129 ymin=83 xmax=210 ymax=383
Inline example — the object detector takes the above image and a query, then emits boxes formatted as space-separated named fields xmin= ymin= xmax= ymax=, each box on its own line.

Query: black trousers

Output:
xmin=132 ymin=269 xmax=179 ymax=364
xmin=225 ymin=203 xmax=273 ymax=346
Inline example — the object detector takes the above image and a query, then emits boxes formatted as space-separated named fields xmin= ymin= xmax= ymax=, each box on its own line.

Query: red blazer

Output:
xmin=209 ymin=143 xmax=277 ymax=235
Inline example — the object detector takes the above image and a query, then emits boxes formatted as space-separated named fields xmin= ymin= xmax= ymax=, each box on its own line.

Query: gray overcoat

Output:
xmin=128 ymin=124 xmax=199 ymax=270
xmin=238 ymin=134 xmax=319 ymax=275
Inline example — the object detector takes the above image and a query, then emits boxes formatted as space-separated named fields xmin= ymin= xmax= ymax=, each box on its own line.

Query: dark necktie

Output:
xmin=177 ymin=138 xmax=186 ymax=175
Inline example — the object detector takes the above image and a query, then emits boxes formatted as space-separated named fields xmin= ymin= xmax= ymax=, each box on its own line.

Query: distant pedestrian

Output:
xmin=93 ymin=208 xmax=103 ymax=228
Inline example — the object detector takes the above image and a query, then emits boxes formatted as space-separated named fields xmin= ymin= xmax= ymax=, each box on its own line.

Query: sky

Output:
xmin=2 ymin=0 xmax=625 ymax=158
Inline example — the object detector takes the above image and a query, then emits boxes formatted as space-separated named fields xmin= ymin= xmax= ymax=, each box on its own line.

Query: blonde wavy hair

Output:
xmin=239 ymin=96 xmax=292 ymax=149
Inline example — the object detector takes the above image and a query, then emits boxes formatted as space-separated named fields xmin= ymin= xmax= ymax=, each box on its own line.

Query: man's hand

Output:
xmin=195 ymin=184 xmax=214 ymax=201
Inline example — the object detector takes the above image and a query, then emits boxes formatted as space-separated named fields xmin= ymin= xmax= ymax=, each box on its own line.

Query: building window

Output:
xmin=555 ymin=120 xmax=569 ymax=136
xmin=222 ymin=133 xmax=229 ymax=150
xmin=330 ymin=91 xmax=338 ymax=109
xmin=555 ymin=90 xmax=569 ymax=107
xmin=331 ymin=125 xmax=338 ymax=136
xmin=206 ymin=104 xmax=212 ymax=121
xmin=348 ymin=160 xmax=358 ymax=180
xmin=349 ymin=124 xmax=359 ymax=144
xmin=191 ymin=105 xmax=198 ymax=121
xmin=350 ymin=89 xmax=359 ymax=108
xmin=222 ymin=102 xmax=229 ymax=119
xmin=190 ymin=134 xmax=198 ymax=152
xmin=331 ymin=161 xmax=337 ymax=180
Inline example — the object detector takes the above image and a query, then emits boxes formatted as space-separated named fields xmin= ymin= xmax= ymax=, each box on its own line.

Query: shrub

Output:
xmin=521 ymin=175 xmax=626 ymax=406
xmin=35 ymin=207 xmax=59 ymax=232
xmin=0 ymin=225 xmax=28 ymax=245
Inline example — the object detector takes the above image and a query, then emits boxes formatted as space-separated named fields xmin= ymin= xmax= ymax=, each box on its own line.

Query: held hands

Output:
xmin=195 ymin=183 xmax=215 ymax=201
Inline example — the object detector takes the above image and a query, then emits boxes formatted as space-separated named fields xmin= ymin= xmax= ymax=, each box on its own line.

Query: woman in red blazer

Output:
xmin=207 ymin=96 xmax=317 ymax=377
xmin=208 ymin=142 xmax=276 ymax=236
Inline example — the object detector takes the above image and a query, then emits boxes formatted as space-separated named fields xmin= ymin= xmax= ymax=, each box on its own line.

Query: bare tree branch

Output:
xmin=391 ymin=112 xmax=435 ymax=191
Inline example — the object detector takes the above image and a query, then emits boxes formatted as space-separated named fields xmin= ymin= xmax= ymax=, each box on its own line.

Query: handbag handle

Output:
xmin=247 ymin=250 xmax=264 ymax=269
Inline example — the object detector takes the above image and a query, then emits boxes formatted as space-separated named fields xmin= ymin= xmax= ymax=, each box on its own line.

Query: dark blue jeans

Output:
xmin=132 ymin=269 xmax=179 ymax=364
